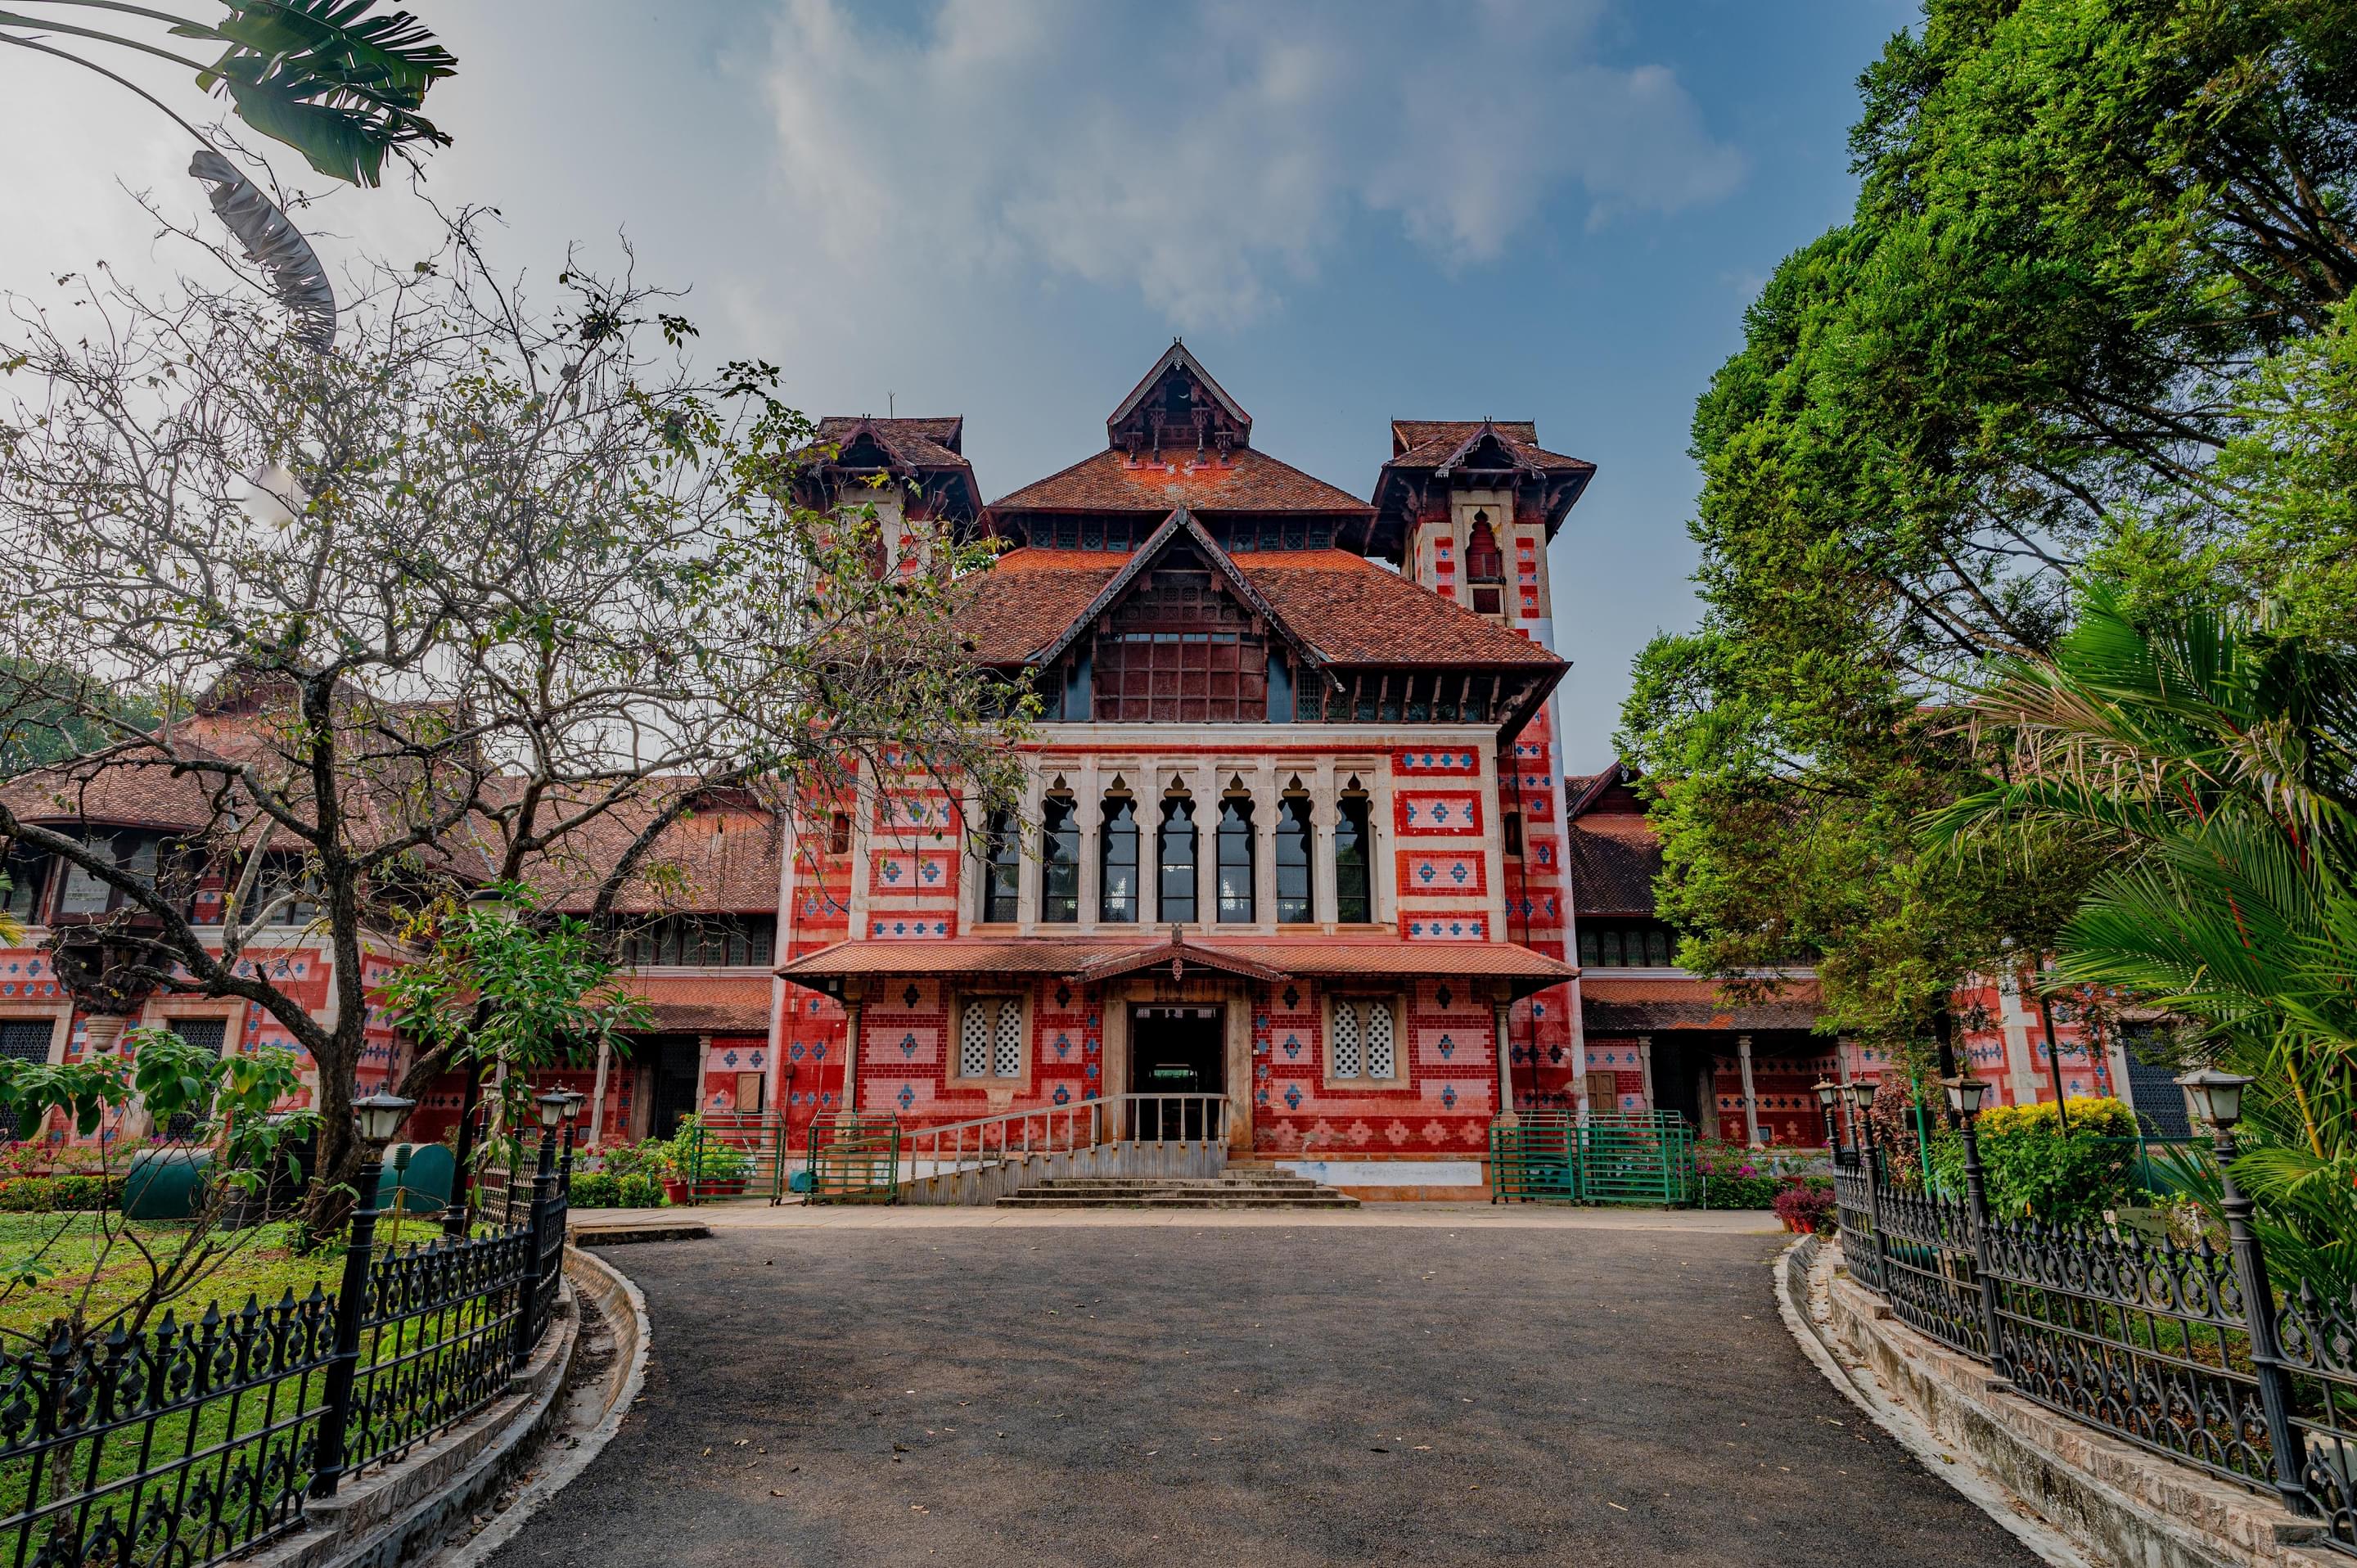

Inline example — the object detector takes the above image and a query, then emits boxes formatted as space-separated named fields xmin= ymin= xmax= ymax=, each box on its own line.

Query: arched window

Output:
xmin=1467 ymin=511 xmax=1504 ymax=615
xmin=1100 ymin=795 xmax=1138 ymax=922
xmin=1158 ymin=796 xmax=1197 ymax=923
xmin=1467 ymin=512 xmax=1504 ymax=582
xmin=1041 ymin=796 xmax=1079 ymax=923
xmin=1334 ymin=794 xmax=1372 ymax=924
xmin=980 ymin=810 xmax=1019 ymax=923
xmin=1216 ymin=797 xmax=1254 ymax=923
xmin=1274 ymin=795 xmax=1312 ymax=922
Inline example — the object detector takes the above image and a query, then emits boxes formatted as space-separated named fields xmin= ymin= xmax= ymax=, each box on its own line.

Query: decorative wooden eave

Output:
xmin=1565 ymin=759 xmax=1637 ymax=822
xmin=1105 ymin=340 xmax=1252 ymax=447
xmin=1024 ymin=506 xmax=1332 ymax=686
xmin=1069 ymin=930 xmax=1290 ymax=986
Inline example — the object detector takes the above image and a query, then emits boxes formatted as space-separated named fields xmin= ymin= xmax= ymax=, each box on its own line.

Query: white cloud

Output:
xmin=761 ymin=0 xmax=1746 ymax=330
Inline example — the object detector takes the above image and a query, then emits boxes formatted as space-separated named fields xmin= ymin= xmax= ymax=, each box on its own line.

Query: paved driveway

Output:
xmin=492 ymin=1222 xmax=2036 ymax=1567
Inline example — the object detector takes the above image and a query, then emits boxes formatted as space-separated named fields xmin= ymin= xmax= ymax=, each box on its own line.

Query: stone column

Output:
xmin=840 ymin=999 xmax=863 ymax=1113
xmin=1737 ymin=1033 xmax=1760 ymax=1146
xmin=1196 ymin=769 xmax=1220 ymax=930
xmin=1076 ymin=760 xmax=1102 ymax=933
xmin=1493 ymin=999 xmax=1516 ymax=1122
xmin=1638 ymin=1034 xmax=1655 ymax=1115
xmin=1251 ymin=765 xmax=1278 ymax=931
xmin=1016 ymin=767 xmax=1043 ymax=929
xmin=1311 ymin=763 xmax=1337 ymax=927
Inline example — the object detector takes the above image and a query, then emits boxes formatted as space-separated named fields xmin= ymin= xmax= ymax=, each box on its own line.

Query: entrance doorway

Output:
xmin=1129 ymin=1005 xmax=1224 ymax=1140
xmin=644 ymin=1036 xmax=704 ymax=1141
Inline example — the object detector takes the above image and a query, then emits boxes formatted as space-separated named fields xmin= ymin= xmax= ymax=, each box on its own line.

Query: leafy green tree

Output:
xmin=380 ymin=881 xmax=651 ymax=1220
xmin=1935 ymin=586 xmax=2357 ymax=1291
xmin=0 ymin=1 xmax=454 ymax=185
xmin=1623 ymin=0 xmax=2357 ymax=1084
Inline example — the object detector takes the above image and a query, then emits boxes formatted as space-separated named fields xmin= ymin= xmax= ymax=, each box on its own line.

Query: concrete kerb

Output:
xmin=1781 ymin=1235 xmax=2344 ymax=1568
xmin=246 ymin=1279 xmax=579 ymax=1568
xmin=426 ymin=1246 xmax=653 ymax=1568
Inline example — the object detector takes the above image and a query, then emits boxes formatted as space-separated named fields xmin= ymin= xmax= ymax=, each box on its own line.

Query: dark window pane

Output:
xmin=1216 ymin=799 xmax=1253 ymax=923
xmin=1100 ymin=798 xmax=1138 ymax=922
xmin=1274 ymin=797 xmax=1312 ymax=922
xmin=1334 ymin=796 xmax=1371 ymax=924
xmin=1042 ymin=798 xmax=1079 ymax=923
xmin=0 ymin=1021 xmax=51 ymax=1065
xmin=982 ymin=811 xmax=1021 ymax=922
xmin=1158 ymin=798 xmax=1197 ymax=923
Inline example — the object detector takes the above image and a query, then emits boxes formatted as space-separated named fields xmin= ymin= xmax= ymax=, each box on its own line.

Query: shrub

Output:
xmin=1705 ymin=1171 xmax=1782 ymax=1209
xmin=0 ymin=1178 xmax=56 ymax=1212
xmin=51 ymin=1175 xmax=115 ymax=1210
xmin=615 ymin=1172 xmax=665 ymax=1208
xmin=1775 ymin=1182 xmax=1836 ymax=1234
xmin=1929 ymin=1096 xmax=2144 ymax=1224
xmin=569 ymin=1171 xmax=620 ymax=1208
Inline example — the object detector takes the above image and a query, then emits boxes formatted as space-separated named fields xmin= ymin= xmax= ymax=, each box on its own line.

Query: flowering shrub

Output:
xmin=1928 ymin=1096 xmax=2143 ymax=1223
xmin=1774 ymin=1182 xmax=1836 ymax=1234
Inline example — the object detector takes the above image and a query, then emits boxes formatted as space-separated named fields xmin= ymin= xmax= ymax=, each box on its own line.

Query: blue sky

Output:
xmin=2 ymin=0 xmax=1915 ymax=769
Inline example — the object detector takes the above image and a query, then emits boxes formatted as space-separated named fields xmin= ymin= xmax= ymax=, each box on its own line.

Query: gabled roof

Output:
xmin=1371 ymin=417 xmax=1597 ymax=553
xmin=987 ymin=447 xmax=1369 ymax=518
xmin=1030 ymin=508 xmax=1320 ymax=674
xmin=1562 ymin=761 xmax=1660 ymax=918
xmin=812 ymin=416 xmax=965 ymax=466
xmin=1071 ymin=931 xmax=1288 ymax=985
xmin=950 ymin=542 xmax=1565 ymax=674
xmin=1106 ymin=341 xmax=1250 ymax=440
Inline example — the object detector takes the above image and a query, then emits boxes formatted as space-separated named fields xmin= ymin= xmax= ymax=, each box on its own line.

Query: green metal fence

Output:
xmin=1488 ymin=1112 xmax=1698 ymax=1206
xmin=804 ymin=1111 xmax=900 ymax=1203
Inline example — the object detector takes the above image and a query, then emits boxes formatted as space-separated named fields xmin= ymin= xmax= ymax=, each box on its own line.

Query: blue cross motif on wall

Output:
xmin=723 ymin=1050 xmax=740 ymax=1067
xmin=1441 ymin=1085 xmax=1458 ymax=1109
xmin=1052 ymin=1084 xmax=1071 ymax=1105
xmin=1283 ymin=1034 xmax=1301 ymax=1059
xmin=921 ymin=861 xmax=941 ymax=882
xmin=1417 ymin=863 xmax=1435 ymax=884
xmin=1430 ymin=802 xmax=1451 ymax=823
xmin=1449 ymin=863 xmax=1468 ymax=884
xmin=881 ymin=861 xmax=904 ymax=884
xmin=1437 ymin=1034 xmax=1454 ymax=1059
xmin=896 ymin=1085 xmax=915 ymax=1110
xmin=1283 ymin=1084 xmax=1304 ymax=1110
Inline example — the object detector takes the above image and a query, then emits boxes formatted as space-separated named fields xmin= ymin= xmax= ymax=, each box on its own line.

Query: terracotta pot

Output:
xmin=660 ymin=1177 xmax=692 ymax=1205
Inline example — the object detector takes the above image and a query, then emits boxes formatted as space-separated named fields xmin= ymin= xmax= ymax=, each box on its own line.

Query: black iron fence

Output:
xmin=1833 ymin=1144 xmax=2357 ymax=1557
xmin=0 ymin=1133 xmax=575 ymax=1568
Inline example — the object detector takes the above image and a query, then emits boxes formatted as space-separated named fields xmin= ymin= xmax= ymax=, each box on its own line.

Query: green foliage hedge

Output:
xmin=1929 ymin=1097 xmax=2143 ymax=1224
xmin=0 ymin=1175 xmax=119 ymax=1212
xmin=568 ymin=1170 xmax=665 ymax=1209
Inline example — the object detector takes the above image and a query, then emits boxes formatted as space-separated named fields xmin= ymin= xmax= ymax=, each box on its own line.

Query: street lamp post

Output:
xmin=2178 ymin=1069 xmax=2310 ymax=1513
xmin=1813 ymin=1079 xmax=1841 ymax=1152
xmin=557 ymin=1090 xmax=584 ymax=1196
xmin=510 ymin=1089 xmax=571 ymax=1372
xmin=309 ymin=1090 xmax=415 ymax=1499
xmin=1944 ymin=1075 xmax=2008 ymax=1374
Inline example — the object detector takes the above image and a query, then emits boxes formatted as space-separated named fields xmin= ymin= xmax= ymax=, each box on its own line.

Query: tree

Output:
xmin=3 ymin=2 xmax=458 ymax=346
xmin=1621 ymin=0 xmax=2357 ymax=1068
xmin=0 ymin=216 xmax=1030 ymax=1221
xmin=1935 ymin=585 xmax=2357 ymax=1292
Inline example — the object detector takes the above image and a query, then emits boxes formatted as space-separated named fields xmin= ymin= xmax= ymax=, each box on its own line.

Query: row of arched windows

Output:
xmin=981 ymin=793 xmax=1373 ymax=926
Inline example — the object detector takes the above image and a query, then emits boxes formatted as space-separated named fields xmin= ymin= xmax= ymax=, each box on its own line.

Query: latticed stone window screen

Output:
xmin=959 ymin=998 xmax=1025 ymax=1079
xmin=1327 ymin=997 xmax=1400 ymax=1082
xmin=1330 ymin=1002 xmax=1362 ymax=1079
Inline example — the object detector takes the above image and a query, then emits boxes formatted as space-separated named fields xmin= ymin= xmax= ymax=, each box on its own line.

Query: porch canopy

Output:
xmin=777 ymin=932 xmax=1573 ymax=1002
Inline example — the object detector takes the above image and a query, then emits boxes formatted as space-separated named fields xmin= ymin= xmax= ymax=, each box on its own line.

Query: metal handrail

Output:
xmin=899 ymin=1093 xmax=1229 ymax=1182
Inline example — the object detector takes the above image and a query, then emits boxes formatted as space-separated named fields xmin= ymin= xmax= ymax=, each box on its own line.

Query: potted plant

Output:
xmin=1773 ymin=1180 xmax=1836 ymax=1236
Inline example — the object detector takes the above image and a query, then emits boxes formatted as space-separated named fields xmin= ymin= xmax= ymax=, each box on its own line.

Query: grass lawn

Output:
xmin=0 ymin=1205 xmax=460 ymax=1344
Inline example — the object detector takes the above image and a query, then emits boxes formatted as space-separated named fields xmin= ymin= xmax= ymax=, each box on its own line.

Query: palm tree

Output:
xmin=2 ymin=2 xmax=457 ymax=346
xmin=1931 ymin=583 xmax=2357 ymax=1293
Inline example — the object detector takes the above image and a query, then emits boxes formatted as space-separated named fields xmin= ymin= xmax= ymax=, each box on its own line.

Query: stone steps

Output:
xmin=996 ymin=1170 xmax=1359 ymax=1210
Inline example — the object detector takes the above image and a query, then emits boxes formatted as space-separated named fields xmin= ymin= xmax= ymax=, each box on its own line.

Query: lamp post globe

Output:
xmin=1853 ymin=1078 xmax=1877 ymax=1112
xmin=2174 ymin=1068 xmax=2252 ymax=1133
xmin=351 ymin=1091 xmax=415 ymax=1147
xmin=1943 ymin=1075 xmax=1990 ymax=1118
xmin=533 ymin=1089 xmax=570 ymax=1131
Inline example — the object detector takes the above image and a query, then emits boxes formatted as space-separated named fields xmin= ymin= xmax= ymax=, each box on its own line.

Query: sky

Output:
xmin=0 ymin=0 xmax=1915 ymax=772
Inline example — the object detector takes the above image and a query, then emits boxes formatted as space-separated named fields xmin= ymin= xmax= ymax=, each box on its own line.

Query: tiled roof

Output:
xmin=1387 ymin=420 xmax=1592 ymax=475
xmin=810 ymin=416 xmax=967 ymax=468
xmin=502 ymin=784 xmax=786 ymax=915
xmin=779 ymin=934 xmax=1572 ymax=984
xmin=950 ymin=545 xmax=1563 ymax=672
xmin=615 ymin=972 xmax=773 ymax=1034
xmin=989 ymin=448 xmax=1369 ymax=515
xmin=950 ymin=549 xmax=1121 ymax=664
xmin=1579 ymin=975 xmax=1823 ymax=1034
xmin=1240 ymin=552 xmax=1562 ymax=668
xmin=1565 ymin=818 xmax=1661 ymax=917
